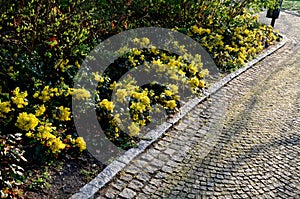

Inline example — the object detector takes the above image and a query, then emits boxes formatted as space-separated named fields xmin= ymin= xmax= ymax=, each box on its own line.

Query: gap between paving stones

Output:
xmin=70 ymin=34 xmax=288 ymax=199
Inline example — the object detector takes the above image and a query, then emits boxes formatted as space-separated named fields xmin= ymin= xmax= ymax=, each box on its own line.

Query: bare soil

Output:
xmin=21 ymin=152 xmax=104 ymax=199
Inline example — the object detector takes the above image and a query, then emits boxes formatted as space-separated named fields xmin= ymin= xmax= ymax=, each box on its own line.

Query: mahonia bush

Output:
xmin=0 ymin=0 xmax=281 ymax=197
xmin=185 ymin=0 xmax=281 ymax=71
xmin=85 ymin=37 xmax=209 ymax=147
xmin=188 ymin=13 xmax=279 ymax=71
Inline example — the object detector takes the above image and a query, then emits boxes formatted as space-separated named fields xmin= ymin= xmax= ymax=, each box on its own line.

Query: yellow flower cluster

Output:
xmin=128 ymin=122 xmax=140 ymax=137
xmin=96 ymin=37 xmax=210 ymax=139
xmin=12 ymin=87 xmax=28 ymax=108
xmin=168 ymin=84 xmax=179 ymax=94
xmin=164 ymin=90 xmax=173 ymax=97
xmin=189 ymin=77 xmax=205 ymax=89
xmin=93 ymin=72 xmax=108 ymax=83
xmin=130 ymin=101 xmax=148 ymax=113
xmin=1 ymin=83 xmax=89 ymax=155
xmin=26 ymin=121 xmax=66 ymax=154
xmin=133 ymin=37 xmax=151 ymax=47
xmin=25 ymin=120 xmax=86 ymax=154
xmin=33 ymin=86 xmax=60 ymax=102
xmin=0 ymin=100 xmax=11 ymax=118
xmin=115 ymin=89 xmax=127 ymax=103
xmin=191 ymin=25 xmax=211 ymax=35
xmin=72 ymin=88 xmax=91 ymax=101
xmin=128 ymin=89 xmax=152 ymax=126
xmin=99 ymin=99 xmax=114 ymax=111
xmin=54 ymin=59 xmax=73 ymax=72
xmin=16 ymin=112 xmax=39 ymax=131
xmin=38 ymin=122 xmax=55 ymax=135
xmin=132 ymin=90 xmax=150 ymax=105
xmin=35 ymin=104 xmax=46 ymax=117
xmin=189 ymin=14 xmax=279 ymax=70
xmin=75 ymin=137 xmax=86 ymax=152
xmin=53 ymin=106 xmax=71 ymax=121
xmin=49 ymin=139 xmax=67 ymax=154
xmin=166 ymin=100 xmax=177 ymax=109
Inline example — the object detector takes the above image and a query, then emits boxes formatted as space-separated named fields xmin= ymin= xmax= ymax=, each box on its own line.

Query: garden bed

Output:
xmin=0 ymin=0 xmax=284 ymax=198
xmin=24 ymin=33 xmax=287 ymax=199
xmin=22 ymin=152 xmax=103 ymax=199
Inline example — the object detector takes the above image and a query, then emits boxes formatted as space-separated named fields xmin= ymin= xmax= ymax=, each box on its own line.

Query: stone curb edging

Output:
xmin=282 ymin=10 xmax=300 ymax=17
xmin=70 ymin=34 xmax=288 ymax=199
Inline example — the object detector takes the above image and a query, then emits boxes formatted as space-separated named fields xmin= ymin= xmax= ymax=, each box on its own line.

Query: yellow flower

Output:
xmin=238 ymin=52 xmax=246 ymax=61
xmin=128 ymin=55 xmax=135 ymax=64
xmin=130 ymin=102 xmax=146 ymax=112
xmin=75 ymin=137 xmax=86 ymax=152
xmin=16 ymin=112 xmax=39 ymax=131
xmin=178 ymin=69 xmax=186 ymax=76
xmin=113 ymin=114 xmax=121 ymax=125
xmin=150 ymin=46 xmax=159 ymax=55
xmin=132 ymin=91 xmax=150 ymax=105
xmin=141 ymin=37 xmax=150 ymax=46
xmin=169 ymin=84 xmax=178 ymax=94
xmin=237 ymin=57 xmax=245 ymax=64
xmin=198 ymin=80 xmax=205 ymax=88
xmin=75 ymin=60 xmax=81 ymax=69
xmin=189 ymin=77 xmax=199 ymax=87
xmin=66 ymin=134 xmax=72 ymax=139
xmin=12 ymin=87 xmax=28 ymax=108
xmin=72 ymin=88 xmax=91 ymax=101
xmin=236 ymin=34 xmax=243 ymax=40
xmin=244 ymin=29 xmax=250 ymax=35
xmin=62 ymin=87 xmax=72 ymax=97
xmin=191 ymin=25 xmax=211 ymax=35
xmin=133 ymin=49 xmax=142 ymax=56
xmin=38 ymin=121 xmax=56 ymax=134
xmin=152 ymin=58 xmax=163 ymax=66
xmin=164 ymin=90 xmax=173 ymax=97
xmin=128 ymin=122 xmax=140 ymax=137
xmin=99 ymin=99 xmax=114 ymax=111
xmin=54 ymin=59 xmax=70 ymax=72
xmin=52 ymin=87 xmax=58 ymax=93
xmin=110 ymin=81 xmax=118 ymax=90
xmin=50 ymin=139 xmax=66 ymax=153
xmin=30 ymin=123 xmax=66 ymax=153
xmin=25 ymin=132 xmax=33 ymax=137
xmin=167 ymin=58 xmax=176 ymax=67
xmin=37 ymin=131 xmax=55 ymax=141
xmin=115 ymin=89 xmax=128 ymax=102
xmin=53 ymin=106 xmax=71 ymax=121
xmin=93 ymin=72 xmax=105 ymax=83
xmin=0 ymin=100 xmax=11 ymax=117
xmin=33 ymin=93 xmax=39 ymax=98
xmin=166 ymin=100 xmax=177 ymax=109
xmin=199 ymin=69 xmax=209 ymax=78
xmin=35 ymin=104 xmax=46 ymax=117
xmin=187 ymin=62 xmax=198 ymax=75
xmin=133 ymin=38 xmax=140 ymax=43
xmin=34 ymin=86 xmax=54 ymax=102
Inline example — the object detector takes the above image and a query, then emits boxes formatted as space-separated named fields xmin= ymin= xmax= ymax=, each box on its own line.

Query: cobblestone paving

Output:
xmin=95 ymin=12 xmax=300 ymax=199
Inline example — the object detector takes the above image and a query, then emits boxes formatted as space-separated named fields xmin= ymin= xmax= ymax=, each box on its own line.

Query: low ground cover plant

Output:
xmin=282 ymin=0 xmax=300 ymax=14
xmin=0 ymin=0 xmax=281 ymax=197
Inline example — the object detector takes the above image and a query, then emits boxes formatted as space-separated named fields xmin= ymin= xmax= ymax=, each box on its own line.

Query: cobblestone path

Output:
xmin=95 ymin=11 xmax=300 ymax=199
